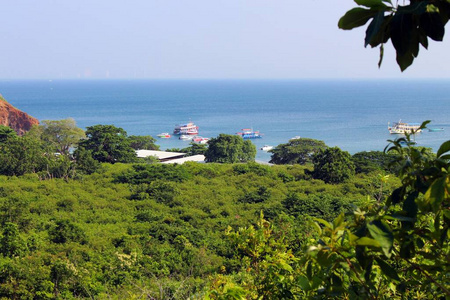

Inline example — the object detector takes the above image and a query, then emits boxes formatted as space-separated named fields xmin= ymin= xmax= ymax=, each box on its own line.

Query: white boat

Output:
xmin=179 ymin=135 xmax=193 ymax=140
xmin=290 ymin=136 xmax=301 ymax=140
xmin=388 ymin=120 xmax=421 ymax=134
xmin=260 ymin=145 xmax=273 ymax=151
xmin=174 ymin=121 xmax=199 ymax=135
xmin=192 ymin=136 xmax=209 ymax=144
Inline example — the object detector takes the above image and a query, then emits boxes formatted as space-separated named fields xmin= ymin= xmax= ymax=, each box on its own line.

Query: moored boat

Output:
xmin=157 ymin=132 xmax=171 ymax=138
xmin=428 ymin=128 xmax=444 ymax=132
xmin=236 ymin=128 xmax=262 ymax=139
xmin=261 ymin=145 xmax=273 ymax=151
xmin=192 ymin=136 xmax=209 ymax=144
xmin=174 ymin=121 xmax=199 ymax=135
xmin=388 ymin=120 xmax=421 ymax=134
xmin=179 ymin=135 xmax=194 ymax=140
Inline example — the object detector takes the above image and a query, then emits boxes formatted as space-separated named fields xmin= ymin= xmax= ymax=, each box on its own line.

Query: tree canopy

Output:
xmin=312 ymin=146 xmax=355 ymax=183
xmin=39 ymin=118 xmax=85 ymax=155
xmin=204 ymin=134 xmax=256 ymax=163
xmin=77 ymin=124 xmax=137 ymax=163
xmin=339 ymin=0 xmax=450 ymax=71
xmin=269 ymin=138 xmax=327 ymax=165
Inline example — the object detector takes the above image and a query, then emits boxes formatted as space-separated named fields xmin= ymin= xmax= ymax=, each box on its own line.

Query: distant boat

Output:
xmin=388 ymin=120 xmax=421 ymax=134
xmin=290 ymin=136 xmax=301 ymax=141
xmin=179 ymin=135 xmax=194 ymax=140
xmin=236 ymin=128 xmax=262 ymax=139
xmin=157 ymin=133 xmax=171 ymax=138
xmin=192 ymin=136 xmax=209 ymax=144
xmin=174 ymin=121 xmax=199 ymax=135
xmin=428 ymin=128 xmax=444 ymax=132
xmin=260 ymin=145 xmax=273 ymax=151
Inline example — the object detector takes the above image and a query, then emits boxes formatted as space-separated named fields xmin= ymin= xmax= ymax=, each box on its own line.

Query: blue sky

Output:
xmin=1 ymin=0 xmax=449 ymax=79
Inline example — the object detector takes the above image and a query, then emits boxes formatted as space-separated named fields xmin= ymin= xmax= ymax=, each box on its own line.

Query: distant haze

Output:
xmin=1 ymin=0 xmax=449 ymax=79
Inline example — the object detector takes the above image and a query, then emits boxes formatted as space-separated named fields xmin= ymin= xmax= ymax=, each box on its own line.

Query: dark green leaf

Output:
xmin=418 ymin=30 xmax=429 ymax=49
xmin=390 ymin=187 xmax=404 ymax=204
xmin=400 ymin=240 xmax=415 ymax=259
xmin=436 ymin=140 xmax=450 ymax=158
xmin=391 ymin=13 xmax=413 ymax=55
xmin=403 ymin=192 xmax=418 ymax=220
xmin=375 ymin=257 xmax=400 ymax=280
xmin=378 ymin=44 xmax=384 ymax=68
xmin=365 ymin=11 xmax=386 ymax=47
xmin=416 ymin=237 xmax=425 ymax=249
xmin=367 ymin=220 xmax=393 ymax=257
xmin=420 ymin=12 xmax=445 ymax=41
xmin=339 ymin=8 xmax=378 ymax=30
xmin=396 ymin=50 xmax=415 ymax=71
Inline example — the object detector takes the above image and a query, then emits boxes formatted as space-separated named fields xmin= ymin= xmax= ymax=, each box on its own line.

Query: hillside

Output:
xmin=0 ymin=94 xmax=39 ymax=135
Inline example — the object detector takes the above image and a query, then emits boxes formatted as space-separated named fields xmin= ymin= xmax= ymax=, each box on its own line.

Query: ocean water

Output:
xmin=0 ymin=79 xmax=449 ymax=162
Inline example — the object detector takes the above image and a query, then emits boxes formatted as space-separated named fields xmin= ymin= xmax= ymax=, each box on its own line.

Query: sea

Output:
xmin=0 ymin=79 xmax=449 ymax=162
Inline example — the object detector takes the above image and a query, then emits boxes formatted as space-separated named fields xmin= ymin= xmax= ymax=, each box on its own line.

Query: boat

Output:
xmin=192 ymin=136 xmax=209 ymax=144
xmin=260 ymin=145 xmax=273 ymax=151
xmin=157 ymin=132 xmax=171 ymax=138
xmin=290 ymin=136 xmax=301 ymax=141
xmin=236 ymin=128 xmax=262 ymax=139
xmin=428 ymin=128 xmax=444 ymax=132
xmin=179 ymin=134 xmax=194 ymax=140
xmin=173 ymin=121 xmax=199 ymax=135
xmin=388 ymin=120 xmax=422 ymax=134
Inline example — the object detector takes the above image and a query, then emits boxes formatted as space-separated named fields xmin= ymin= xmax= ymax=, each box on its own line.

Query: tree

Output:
xmin=40 ymin=118 xmax=85 ymax=155
xmin=0 ymin=135 xmax=47 ymax=176
xmin=352 ymin=150 xmax=397 ymax=174
xmin=128 ymin=135 xmax=159 ymax=150
xmin=269 ymin=138 xmax=327 ymax=165
xmin=0 ymin=125 xmax=17 ymax=144
xmin=339 ymin=0 xmax=450 ymax=71
xmin=204 ymin=134 xmax=256 ymax=163
xmin=312 ymin=146 xmax=355 ymax=183
xmin=77 ymin=124 xmax=136 ymax=163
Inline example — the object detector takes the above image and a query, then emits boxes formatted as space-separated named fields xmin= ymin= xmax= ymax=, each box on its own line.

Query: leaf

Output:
xmin=436 ymin=140 xmax=450 ymax=158
xmin=355 ymin=237 xmax=381 ymax=247
xmin=333 ymin=212 xmax=345 ymax=229
xmin=424 ymin=176 xmax=447 ymax=212
xmin=378 ymin=44 xmax=384 ymax=68
xmin=365 ymin=11 xmax=386 ymax=47
xmin=396 ymin=50 xmax=415 ymax=71
xmin=355 ymin=0 xmax=389 ymax=9
xmin=403 ymin=192 xmax=418 ymax=220
xmin=420 ymin=12 xmax=445 ymax=41
xmin=297 ymin=275 xmax=311 ymax=290
xmin=375 ymin=257 xmax=400 ymax=281
xmin=313 ymin=218 xmax=332 ymax=229
xmin=339 ymin=8 xmax=378 ymax=30
xmin=391 ymin=12 xmax=413 ymax=55
xmin=367 ymin=220 xmax=393 ymax=257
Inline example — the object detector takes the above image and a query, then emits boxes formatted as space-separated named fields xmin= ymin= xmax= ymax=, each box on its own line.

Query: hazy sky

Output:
xmin=1 ymin=0 xmax=449 ymax=79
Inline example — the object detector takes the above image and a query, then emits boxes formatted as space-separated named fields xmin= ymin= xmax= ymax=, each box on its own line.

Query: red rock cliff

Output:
xmin=0 ymin=94 xmax=39 ymax=135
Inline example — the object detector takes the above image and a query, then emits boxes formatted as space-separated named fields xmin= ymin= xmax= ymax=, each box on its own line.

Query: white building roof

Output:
xmin=161 ymin=154 xmax=205 ymax=164
xmin=136 ymin=150 xmax=185 ymax=160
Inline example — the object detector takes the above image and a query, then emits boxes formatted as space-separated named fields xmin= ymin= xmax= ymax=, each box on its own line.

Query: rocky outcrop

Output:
xmin=0 ymin=94 xmax=39 ymax=135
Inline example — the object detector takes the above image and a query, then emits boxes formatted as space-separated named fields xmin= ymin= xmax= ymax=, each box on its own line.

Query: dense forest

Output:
xmin=0 ymin=120 xmax=448 ymax=299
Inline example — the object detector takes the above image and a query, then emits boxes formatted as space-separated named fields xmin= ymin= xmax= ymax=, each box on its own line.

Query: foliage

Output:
xmin=269 ymin=138 xmax=327 ymax=165
xmin=339 ymin=0 xmax=450 ymax=71
xmin=39 ymin=118 xmax=85 ymax=155
xmin=352 ymin=150 xmax=398 ymax=174
xmin=312 ymin=146 xmax=356 ymax=184
xmin=0 ymin=135 xmax=47 ymax=176
xmin=115 ymin=163 xmax=191 ymax=184
xmin=167 ymin=142 xmax=208 ymax=156
xmin=205 ymin=134 xmax=256 ymax=163
xmin=77 ymin=124 xmax=137 ymax=163
xmin=0 ymin=125 xmax=17 ymax=143
xmin=128 ymin=135 xmax=159 ymax=150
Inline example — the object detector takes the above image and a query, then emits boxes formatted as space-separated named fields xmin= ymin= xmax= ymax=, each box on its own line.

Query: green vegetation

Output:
xmin=0 ymin=120 xmax=448 ymax=299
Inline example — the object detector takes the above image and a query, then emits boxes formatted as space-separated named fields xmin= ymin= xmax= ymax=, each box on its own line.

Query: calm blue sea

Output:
xmin=1 ymin=79 xmax=449 ymax=162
